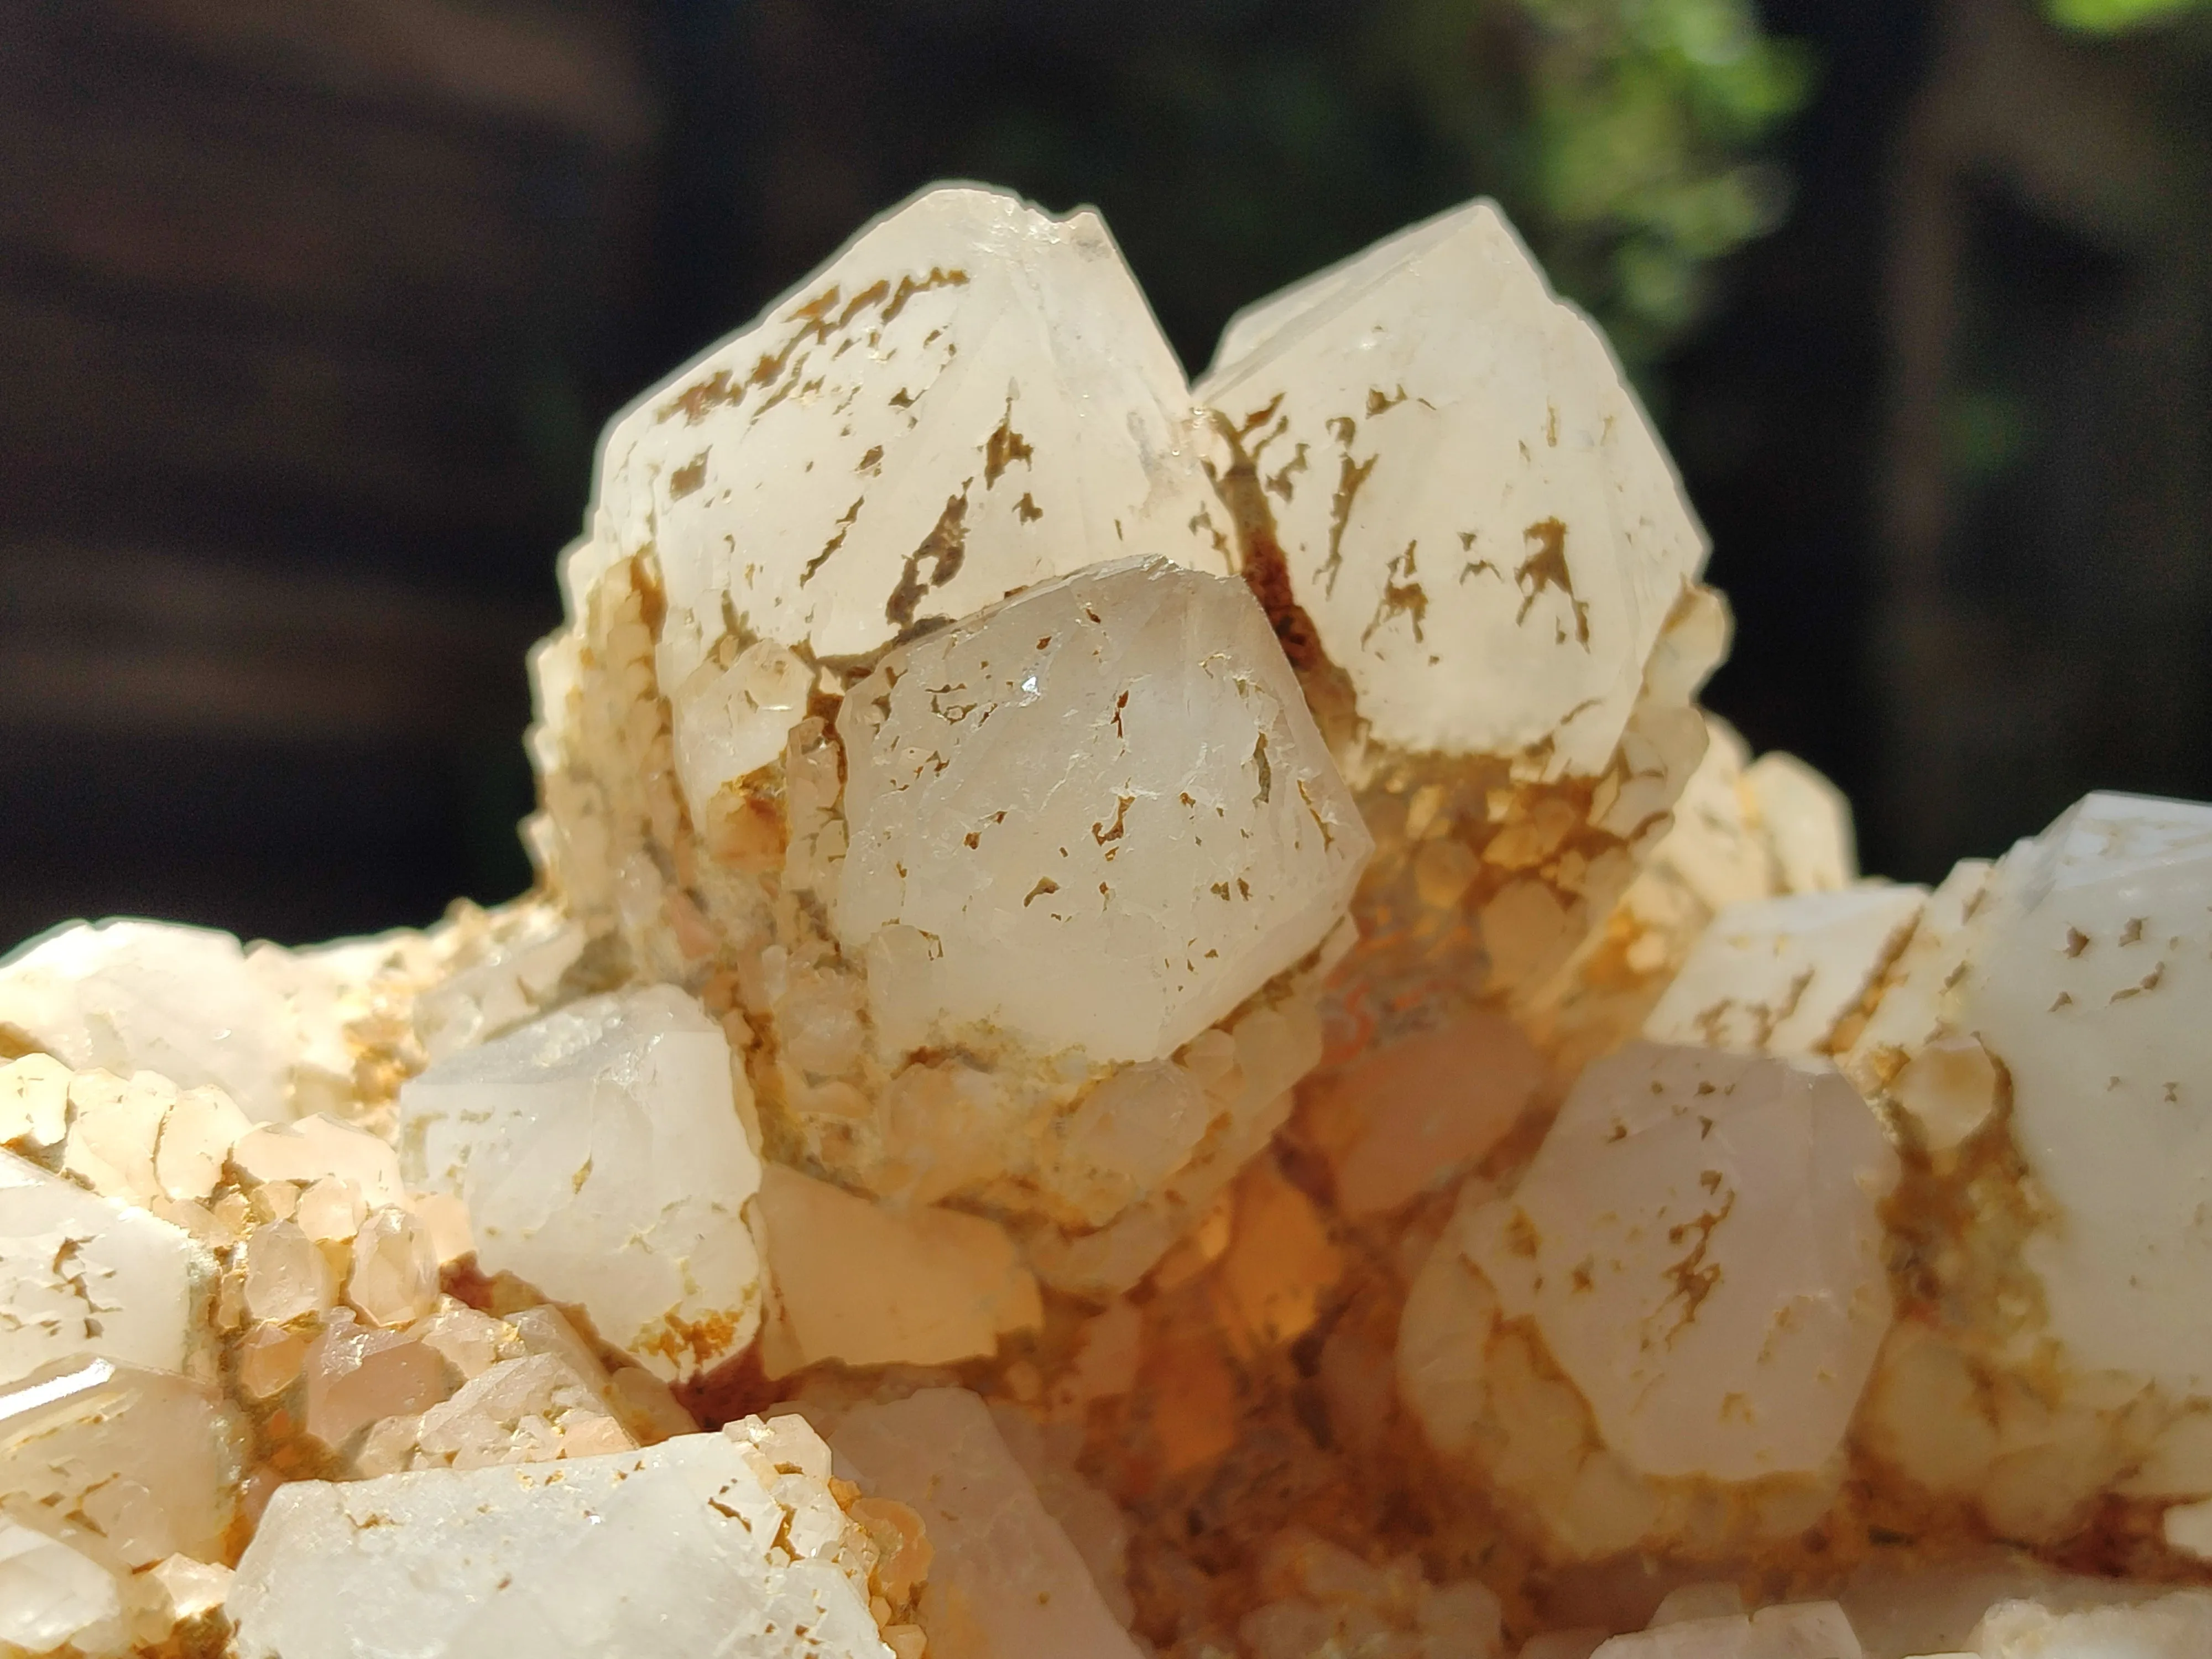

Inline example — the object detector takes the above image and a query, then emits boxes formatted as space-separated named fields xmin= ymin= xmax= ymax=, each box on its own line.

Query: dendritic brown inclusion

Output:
xmin=4 ymin=185 xmax=2212 ymax=1659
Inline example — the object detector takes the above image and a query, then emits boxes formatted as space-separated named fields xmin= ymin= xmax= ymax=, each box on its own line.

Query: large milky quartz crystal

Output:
xmin=0 ymin=1357 xmax=244 ymax=1657
xmin=1851 ymin=792 xmax=2212 ymax=1538
xmin=1402 ymin=1041 xmax=1897 ymax=1556
xmin=835 ymin=555 xmax=1364 ymax=1066
xmin=228 ymin=1417 xmax=908 ymax=1659
xmin=400 ymin=984 xmax=764 ymax=1380
xmin=0 ymin=1149 xmax=204 ymax=1385
xmin=1194 ymin=200 xmax=1726 ymax=1040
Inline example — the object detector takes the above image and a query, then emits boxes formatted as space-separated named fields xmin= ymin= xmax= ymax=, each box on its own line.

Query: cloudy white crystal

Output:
xmin=591 ymin=184 xmax=1224 ymax=817
xmin=0 ymin=1357 xmax=242 ymax=1569
xmin=1464 ymin=1043 xmax=1897 ymax=1481
xmin=400 ymin=985 xmax=764 ymax=1380
xmin=0 ymin=921 xmax=296 ymax=1123
xmin=1937 ymin=794 xmax=2212 ymax=1396
xmin=836 ymin=556 xmax=1369 ymax=1064
xmin=0 ymin=1151 xmax=202 ymax=1384
xmin=1196 ymin=200 xmax=1707 ymax=773
xmin=228 ymin=1425 xmax=894 ymax=1659
xmin=1642 ymin=884 xmax=1926 ymax=1056
xmin=831 ymin=1387 xmax=1144 ymax=1659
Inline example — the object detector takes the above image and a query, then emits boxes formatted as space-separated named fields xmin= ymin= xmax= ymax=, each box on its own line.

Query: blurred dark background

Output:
xmin=2 ymin=0 xmax=2208 ymax=948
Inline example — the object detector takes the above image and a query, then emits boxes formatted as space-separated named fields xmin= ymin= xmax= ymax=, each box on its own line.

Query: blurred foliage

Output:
xmin=2044 ymin=0 xmax=2210 ymax=32
xmin=898 ymin=0 xmax=1809 ymax=377
xmin=1380 ymin=0 xmax=1812 ymax=363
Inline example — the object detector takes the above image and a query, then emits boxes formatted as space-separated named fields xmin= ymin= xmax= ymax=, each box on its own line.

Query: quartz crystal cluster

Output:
xmin=4 ymin=183 xmax=2212 ymax=1659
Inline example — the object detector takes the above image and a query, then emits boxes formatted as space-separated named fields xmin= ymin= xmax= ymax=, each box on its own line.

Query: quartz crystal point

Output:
xmin=0 ymin=921 xmax=301 ymax=1123
xmin=400 ymin=984 xmax=764 ymax=1380
xmin=1401 ymin=1042 xmax=1897 ymax=1557
xmin=526 ymin=191 xmax=1365 ymax=1297
xmin=227 ymin=1418 xmax=907 ymax=1659
xmin=834 ymin=555 xmax=1368 ymax=1064
xmin=1194 ymin=199 xmax=1726 ymax=1033
xmin=602 ymin=183 xmax=1223 ymax=714
xmin=530 ymin=181 xmax=1226 ymax=959
xmin=1851 ymin=792 xmax=2212 ymax=1538
xmin=0 ymin=1357 xmax=244 ymax=1658
xmin=830 ymin=1387 xmax=1144 ymax=1659
xmin=0 ymin=1357 xmax=243 ymax=1568
xmin=0 ymin=1150 xmax=205 ymax=1384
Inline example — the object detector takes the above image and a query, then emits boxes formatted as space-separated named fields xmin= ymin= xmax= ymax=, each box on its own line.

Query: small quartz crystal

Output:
xmin=400 ymin=984 xmax=764 ymax=1379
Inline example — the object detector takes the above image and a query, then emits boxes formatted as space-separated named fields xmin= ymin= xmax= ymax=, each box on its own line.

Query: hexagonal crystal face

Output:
xmin=590 ymin=185 xmax=1225 ymax=820
xmin=1196 ymin=201 xmax=1707 ymax=775
xmin=399 ymin=986 xmax=764 ymax=1380
xmin=1958 ymin=792 xmax=2212 ymax=1395
xmin=834 ymin=556 xmax=1371 ymax=1065
xmin=0 ymin=1151 xmax=202 ymax=1386
xmin=1465 ymin=1042 xmax=1897 ymax=1482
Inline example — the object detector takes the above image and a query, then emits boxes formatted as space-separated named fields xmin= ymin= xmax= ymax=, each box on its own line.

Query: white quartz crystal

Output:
xmin=401 ymin=984 xmax=764 ymax=1380
xmin=1642 ymin=884 xmax=1926 ymax=1057
xmin=836 ymin=555 xmax=1369 ymax=1065
xmin=0 ymin=1515 xmax=126 ymax=1657
xmin=591 ymin=185 xmax=1224 ymax=810
xmin=0 ymin=921 xmax=296 ymax=1122
xmin=1838 ymin=858 xmax=1994 ymax=1111
xmin=0 ymin=1150 xmax=203 ymax=1384
xmin=228 ymin=1423 xmax=896 ymax=1659
xmin=229 ymin=1112 xmax=403 ymax=1206
xmin=0 ymin=1357 xmax=243 ymax=1568
xmin=1196 ymin=200 xmax=1706 ymax=775
xmin=755 ymin=1165 xmax=1040 ymax=1376
xmin=1943 ymin=794 xmax=2212 ymax=1394
xmin=831 ymin=1387 xmax=1144 ymax=1659
xmin=1463 ymin=1043 xmax=1897 ymax=1481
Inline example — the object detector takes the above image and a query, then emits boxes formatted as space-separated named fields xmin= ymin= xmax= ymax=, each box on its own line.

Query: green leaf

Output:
xmin=2044 ymin=0 xmax=2209 ymax=32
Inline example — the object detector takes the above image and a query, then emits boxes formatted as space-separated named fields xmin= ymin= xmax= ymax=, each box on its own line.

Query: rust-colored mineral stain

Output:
xmin=668 ymin=453 xmax=708 ymax=501
xmin=801 ymin=495 xmax=867 ymax=583
xmin=885 ymin=491 xmax=970 ymax=629
xmin=1515 ymin=518 xmax=1590 ymax=645
xmin=983 ymin=403 xmax=1035 ymax=486
xmin=639 ymin=1307 xmax=746 ymax=1372
xmin=1202 ymin=403 xmax=1336 ymax=681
